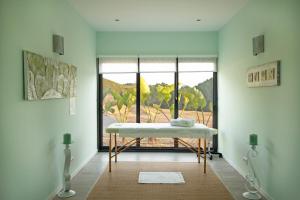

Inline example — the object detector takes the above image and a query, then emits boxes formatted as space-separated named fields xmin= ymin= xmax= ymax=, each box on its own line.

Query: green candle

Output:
xmin=249 ymin=134 xmax=258 ymax=146
xmin=63 ymin=133 xmax=72 ymax=144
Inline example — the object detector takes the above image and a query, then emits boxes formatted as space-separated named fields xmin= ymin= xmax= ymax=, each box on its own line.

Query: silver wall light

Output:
xmin=53 ymin=34 xmax=64 ymax=55
xmin=253 ymin=35 xmax=264 ymax=56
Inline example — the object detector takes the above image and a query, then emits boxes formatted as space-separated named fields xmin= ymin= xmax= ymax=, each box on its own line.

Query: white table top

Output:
xmin=106 ymin=123 xmax=217 ymax=139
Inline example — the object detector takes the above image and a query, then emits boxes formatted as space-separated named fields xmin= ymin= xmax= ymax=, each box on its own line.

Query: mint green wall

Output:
xmin=218 ymin=0 xmax=300 ymax=199
xmin=0 ymin=1 xmax=96 ymax=200
xmin=1 ymin=0 xmax=299 ymax=199
xmin=97 ymin=32 xmax=218 ymax=55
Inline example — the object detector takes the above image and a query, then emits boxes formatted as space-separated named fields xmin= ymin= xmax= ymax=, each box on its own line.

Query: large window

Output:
xmin=100 ymin=57 xmax=138 ymax=147
xmin=98 ymin=56 xmax=217 ymax=150
xmin=102 ymin=73 xmax=136 ymax=146
xmin=139 ymin=58 xmax=176 ymax=147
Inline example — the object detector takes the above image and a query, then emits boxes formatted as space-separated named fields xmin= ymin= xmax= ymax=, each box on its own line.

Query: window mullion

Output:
xmin=136 ymin=57 xmax=141 ymax=147
xmin=174 ymin=57 xmax=179 ymax=148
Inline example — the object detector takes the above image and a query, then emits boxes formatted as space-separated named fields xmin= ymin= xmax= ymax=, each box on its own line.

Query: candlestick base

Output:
xmin=58 ymin=190 xmax=76 ymax=198
xmin=243 ymin=191 xmax=261 ymax=200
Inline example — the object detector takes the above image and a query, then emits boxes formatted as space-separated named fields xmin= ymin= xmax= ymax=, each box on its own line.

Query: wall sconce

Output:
xmin=53 ymin=34 xmax=64 ymax=55
xmin=253 ymin=35 xmax=264 ymax=56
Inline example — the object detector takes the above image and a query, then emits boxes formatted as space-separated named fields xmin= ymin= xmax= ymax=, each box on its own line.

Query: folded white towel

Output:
xmin=170 ymin=118 xmax=195 ymax=127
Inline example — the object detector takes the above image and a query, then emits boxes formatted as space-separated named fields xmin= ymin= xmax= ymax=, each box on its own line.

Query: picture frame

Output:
xmin=23 ymin=50 xmax=77 ymax=100
xmin=246 ymin=61 xmax=280 ymax=88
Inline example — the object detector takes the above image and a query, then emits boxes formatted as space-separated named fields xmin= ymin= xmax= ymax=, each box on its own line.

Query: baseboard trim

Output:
xmin=47 ymin=151 xmax=98 ymax=200
xmin=222 ymin=155 xmax=274 ymax=200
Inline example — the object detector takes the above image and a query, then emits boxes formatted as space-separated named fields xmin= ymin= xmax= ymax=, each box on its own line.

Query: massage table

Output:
xmin=106 ymin=123 xmax=218 ymax=174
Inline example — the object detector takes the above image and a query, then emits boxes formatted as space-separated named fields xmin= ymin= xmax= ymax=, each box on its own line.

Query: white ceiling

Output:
xmin=68 ymin=0 xmax=249 ymax=31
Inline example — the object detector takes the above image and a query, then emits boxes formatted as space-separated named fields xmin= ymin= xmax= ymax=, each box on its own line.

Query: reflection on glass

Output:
xmin=140 ymin=73 xmax=174 ymax=147
xmin=102 ymin=73 xmax=136 ymax=146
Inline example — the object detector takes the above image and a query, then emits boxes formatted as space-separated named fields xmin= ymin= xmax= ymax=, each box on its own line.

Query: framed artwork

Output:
xmin=23 ymin=50 xmax=77 ymax=100
xmin=246 ymin=61 xmax=280 ymax=88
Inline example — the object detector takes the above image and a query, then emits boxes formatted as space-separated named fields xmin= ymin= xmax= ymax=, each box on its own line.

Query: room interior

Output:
xmin=0 ymin=0 xmax=299 ymax=200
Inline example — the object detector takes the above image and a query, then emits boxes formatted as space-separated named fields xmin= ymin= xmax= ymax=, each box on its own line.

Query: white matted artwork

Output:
xmin=69 ymin=97 xmax=76 ymax=115
xmin=247 ymin=61 xmax=280 ymax=88
xmin=23 ymin=51 xmax=77 ymax=100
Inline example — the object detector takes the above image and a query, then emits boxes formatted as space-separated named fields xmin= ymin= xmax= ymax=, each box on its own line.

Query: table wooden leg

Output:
xmin=204 ymin=138 xmax=207 ymax=174
xmin=109 ymin=133 xmax=112 ymax=172
xmin=136 ymin=137 xmax=140 ymax=147
xmin=198 ymin=138 xmax=201 ymax=163
xmin=114 ymin=133 xmax=117 ymax=163
xmin=174 ymin=138 xmax=179 ymax=148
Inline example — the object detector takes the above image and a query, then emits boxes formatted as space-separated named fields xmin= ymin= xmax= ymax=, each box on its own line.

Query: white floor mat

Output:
xmin=138 ymin=172 xmax=185 ymax=184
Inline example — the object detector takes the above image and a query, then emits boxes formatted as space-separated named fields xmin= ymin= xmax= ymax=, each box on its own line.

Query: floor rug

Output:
xmin=138 ymin=172 xmax=185 ymax=184
xmin=87 ymin=161 xmax=234 ymax=200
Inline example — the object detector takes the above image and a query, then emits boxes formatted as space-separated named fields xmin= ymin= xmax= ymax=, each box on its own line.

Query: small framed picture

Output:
xmin=247 ymin=61 xmax=280 ymax=87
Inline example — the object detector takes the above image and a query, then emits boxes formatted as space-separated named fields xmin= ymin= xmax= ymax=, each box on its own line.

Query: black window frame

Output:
xmin=97 ymin=57 xmax=218 ymax=152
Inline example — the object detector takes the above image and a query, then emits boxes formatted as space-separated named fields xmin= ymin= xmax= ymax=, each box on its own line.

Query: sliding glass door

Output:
xmin=139 ymin=58 xmax=176 ymax=147
xmin=98 ymin=56 xmax=217 ymax=150
xmin=102 ymin=73 xmax=136 ymax=146
xmin=178 ymin=72 xmax=214 ymax=147
xmin=100 ymin=58 xmax=138 ymax=147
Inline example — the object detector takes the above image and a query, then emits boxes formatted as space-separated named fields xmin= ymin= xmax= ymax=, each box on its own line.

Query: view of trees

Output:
xmin=103 ymin=77 xmax=213 ymax=125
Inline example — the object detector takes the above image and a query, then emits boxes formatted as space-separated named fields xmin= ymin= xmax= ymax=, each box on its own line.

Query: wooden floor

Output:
xmin=88 ymin=161 xmax=233 ymax=200
xmin=53 ymin=152 xmax=267 ymax=200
